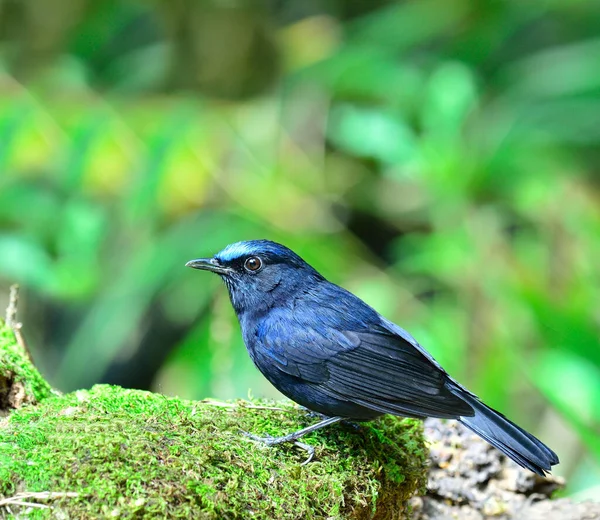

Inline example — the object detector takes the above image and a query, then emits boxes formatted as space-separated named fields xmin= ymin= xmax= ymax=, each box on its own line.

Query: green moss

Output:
xmin=0 ymin=385 xmax=427 ymax=519
xmin=0 ymin=320 xmax=53 ymax=407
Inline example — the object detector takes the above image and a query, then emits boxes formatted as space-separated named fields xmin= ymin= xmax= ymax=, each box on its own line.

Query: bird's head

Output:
xmin=186 ymin=240 xmax=323 ymax=314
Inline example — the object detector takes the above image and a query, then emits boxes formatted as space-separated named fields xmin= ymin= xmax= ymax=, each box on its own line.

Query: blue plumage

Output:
xmin=187 ymin=240 xmax=558 ymax=475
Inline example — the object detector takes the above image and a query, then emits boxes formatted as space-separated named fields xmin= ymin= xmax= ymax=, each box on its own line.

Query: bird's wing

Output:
xmin=320 ymin=327 xmax=474 ymax=418
xmin=258 ymin=295 xmax=474 ymax=419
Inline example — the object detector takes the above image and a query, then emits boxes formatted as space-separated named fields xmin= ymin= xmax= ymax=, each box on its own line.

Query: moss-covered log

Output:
xmin=0 ymin=386 xmax=427 ymax=519
xmin=0 ymin=321 xmax=427 ymax=519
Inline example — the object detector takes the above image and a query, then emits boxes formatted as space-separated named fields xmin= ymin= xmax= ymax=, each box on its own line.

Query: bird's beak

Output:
xmin=185 ymin=258 xmax=232 ymax=275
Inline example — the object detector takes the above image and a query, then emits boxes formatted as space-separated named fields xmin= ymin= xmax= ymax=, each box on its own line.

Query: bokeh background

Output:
xmin=0 ymin=0 xmax=599 ymax=498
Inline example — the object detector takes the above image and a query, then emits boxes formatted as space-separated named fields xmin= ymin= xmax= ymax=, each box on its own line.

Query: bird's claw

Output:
xmin=294 ymin=441 xmax=315 ymax=465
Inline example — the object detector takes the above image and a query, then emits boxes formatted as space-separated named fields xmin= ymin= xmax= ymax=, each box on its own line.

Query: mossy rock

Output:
xmin=0 ymin=385 xmax=427 ymax=519
xmin=0 ymin=317 xmax=427 ymax=518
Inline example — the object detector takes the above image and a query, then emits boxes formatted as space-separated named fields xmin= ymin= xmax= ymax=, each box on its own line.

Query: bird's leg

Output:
xmin=243 ymin=415 xmax=344 ymax=445
xmin=242 ymin=415 xmax=345 ymax=465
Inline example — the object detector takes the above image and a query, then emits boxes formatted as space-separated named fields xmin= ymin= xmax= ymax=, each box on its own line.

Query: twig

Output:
xmin=0 ymin=491 xmax=79 ymax=507
xmin=5 ymin=284 xmax=18 ymax=326
xmin=4 ymin=284 xmax=33 ymax=363
xmin=3 ymin=500 xmax=49 ymax=509
xmin=199 ymin=399 xmax=287 ymax=411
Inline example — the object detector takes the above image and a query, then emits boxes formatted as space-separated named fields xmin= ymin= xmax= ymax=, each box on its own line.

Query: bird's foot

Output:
xmin=240 ymin=417 xmax=343 ymax=465
xmin=241 ymin=431 xmax=315 ymax=465
xmin=241 ymin=430 xmax=282 ymax=446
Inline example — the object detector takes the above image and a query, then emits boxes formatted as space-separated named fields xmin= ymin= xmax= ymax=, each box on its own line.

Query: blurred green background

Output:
xmin=0 ymin=0 xmax=599 ymax=498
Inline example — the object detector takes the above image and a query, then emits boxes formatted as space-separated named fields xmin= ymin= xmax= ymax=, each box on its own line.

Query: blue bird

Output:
xmin=186 ymin=240 xmax=558 ymax=475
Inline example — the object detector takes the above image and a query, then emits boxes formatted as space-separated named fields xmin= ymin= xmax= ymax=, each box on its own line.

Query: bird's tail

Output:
xmin=448 ymin=384 xmax=559 ymax=476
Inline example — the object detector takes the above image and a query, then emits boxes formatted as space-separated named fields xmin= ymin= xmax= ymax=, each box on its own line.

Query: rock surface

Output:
xmin=411 ymin=418 xmax=600 ymax=520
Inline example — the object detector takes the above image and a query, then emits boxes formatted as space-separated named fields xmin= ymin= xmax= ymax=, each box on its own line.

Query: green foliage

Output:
xmin=0 ymin=385 xmax=427 ymax=519
xmin=0 ymin=0 xmax=599 ymax=497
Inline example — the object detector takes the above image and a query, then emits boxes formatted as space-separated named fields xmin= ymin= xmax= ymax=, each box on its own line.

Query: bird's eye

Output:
xmin=244 ymin=256 xmax=263 ymax=272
